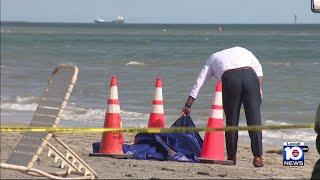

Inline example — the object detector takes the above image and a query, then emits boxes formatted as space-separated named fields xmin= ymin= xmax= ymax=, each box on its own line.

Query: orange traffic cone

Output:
xmin=148 ymin=78 xmax=165 ymax=128
xmin=98 ymin=76 xmax=125 ymax=157
xmin=199 ymin=81 xmax=233 ymax=165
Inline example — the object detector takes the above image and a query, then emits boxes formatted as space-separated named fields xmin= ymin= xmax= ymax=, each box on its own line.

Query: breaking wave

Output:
xmin=125 ymin=61 xmax=145 ymax=66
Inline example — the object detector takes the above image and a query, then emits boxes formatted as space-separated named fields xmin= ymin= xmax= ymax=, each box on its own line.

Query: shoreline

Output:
xmin=0 ymin=121 xmax=317 ymax=147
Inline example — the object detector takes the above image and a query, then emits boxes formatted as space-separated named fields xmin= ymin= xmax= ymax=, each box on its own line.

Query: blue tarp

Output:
xmin=92 ymin=115 xmax=203 ymax=162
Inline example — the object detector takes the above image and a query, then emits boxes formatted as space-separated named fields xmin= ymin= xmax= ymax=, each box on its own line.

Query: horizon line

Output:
xmin=1 ymin=20 xmax=320 ymax=25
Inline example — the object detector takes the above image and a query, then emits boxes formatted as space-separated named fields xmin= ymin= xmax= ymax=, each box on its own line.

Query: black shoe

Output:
xmin=227 ymin=156 xmax=236 ymax=165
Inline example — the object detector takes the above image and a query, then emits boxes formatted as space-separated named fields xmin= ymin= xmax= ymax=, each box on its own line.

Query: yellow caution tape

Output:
xmin=0 ymin=124 xmax=315 ymax=133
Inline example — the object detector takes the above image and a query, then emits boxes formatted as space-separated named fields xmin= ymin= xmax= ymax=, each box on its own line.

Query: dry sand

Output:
xmin=1 ymin=131 xmax=319 ymax=179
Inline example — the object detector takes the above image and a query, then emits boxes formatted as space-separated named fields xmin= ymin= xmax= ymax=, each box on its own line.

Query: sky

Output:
xmin=1 ymin=0 xmax=320 ymax=24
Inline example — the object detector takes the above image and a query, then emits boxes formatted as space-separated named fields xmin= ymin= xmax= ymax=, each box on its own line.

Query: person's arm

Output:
xmin=182 ymin=57 xmax=214 ymax=116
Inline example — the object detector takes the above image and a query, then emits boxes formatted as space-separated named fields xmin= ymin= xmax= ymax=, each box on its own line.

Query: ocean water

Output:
xmin=1 ymin=22 xmax=319 ymax=144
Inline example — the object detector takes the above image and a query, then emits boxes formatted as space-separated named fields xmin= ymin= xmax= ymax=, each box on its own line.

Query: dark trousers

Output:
xmin=221 ymin=68 xmax=263 ymax=160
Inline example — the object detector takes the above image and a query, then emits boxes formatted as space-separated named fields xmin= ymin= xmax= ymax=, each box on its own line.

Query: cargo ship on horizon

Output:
xmin=93 ymin=16 xmax=125 ymax=24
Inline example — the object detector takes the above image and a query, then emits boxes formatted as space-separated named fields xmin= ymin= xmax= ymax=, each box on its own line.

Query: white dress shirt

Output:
xmin=189 ymin=46 xmax=263 ymax=99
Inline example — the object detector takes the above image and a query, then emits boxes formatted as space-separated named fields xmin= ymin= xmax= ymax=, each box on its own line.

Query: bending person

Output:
xmin=182 ymin=46 xmax=264 ymax=167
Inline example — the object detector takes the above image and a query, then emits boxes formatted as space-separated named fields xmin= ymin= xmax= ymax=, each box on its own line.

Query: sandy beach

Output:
xmin=2 ymin=22 xmax=320 ymax=179
xmin=1 ymin=131 xmax=318 ymax=179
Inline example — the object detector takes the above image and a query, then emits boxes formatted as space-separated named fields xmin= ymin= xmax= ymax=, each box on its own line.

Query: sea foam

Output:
xmin=1 ymin=103 xmax=38 ymax=111
xmin=238 ymin=119 xmax=316 ymax=143
xmin=125 ymin=61 xmax=145 ymax=66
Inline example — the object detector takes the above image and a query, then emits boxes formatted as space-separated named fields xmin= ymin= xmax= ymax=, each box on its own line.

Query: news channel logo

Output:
xmin=283 ymin=142 xmax=309 ymax=166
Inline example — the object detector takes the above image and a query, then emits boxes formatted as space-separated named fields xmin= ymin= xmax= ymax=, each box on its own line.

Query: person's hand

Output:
xmin=182 ymin=96 xmax=195 ymax=116
xmin=182 ymin=106 xmax=191 ymax=116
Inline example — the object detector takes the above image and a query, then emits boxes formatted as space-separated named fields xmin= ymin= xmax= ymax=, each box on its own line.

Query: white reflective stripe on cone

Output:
xmin=212 ymin=91 xmax=223 ymax=106
xmin=210 ymin=109 xmax=224 ymax=119
xmin=154 ymin=88 xmax=163 ymax=101
xmin=108 ymin=104 xmax=120 ymax=113
xmin=152 ymin=104 xmax=164 ymax=113
xmin=110 ymin=86 xmax=119 ymax=99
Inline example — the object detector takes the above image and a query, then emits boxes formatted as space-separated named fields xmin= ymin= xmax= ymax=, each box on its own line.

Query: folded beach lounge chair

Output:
xmin=0 ymin=65 xmax=98 ymax=179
